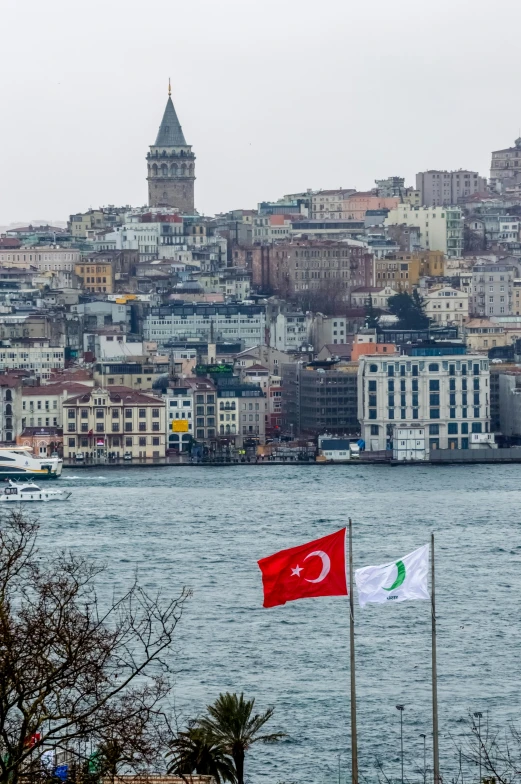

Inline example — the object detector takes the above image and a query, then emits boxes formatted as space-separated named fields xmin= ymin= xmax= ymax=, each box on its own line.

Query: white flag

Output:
xmin=355 ymin=544 xmax=430 ymax=607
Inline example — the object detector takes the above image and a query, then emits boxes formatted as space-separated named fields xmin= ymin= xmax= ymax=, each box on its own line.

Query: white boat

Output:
xmin=0 ymin=480 xmax=71 ymax=502
xmin=0 ymin=447 xmax=63 ymax=480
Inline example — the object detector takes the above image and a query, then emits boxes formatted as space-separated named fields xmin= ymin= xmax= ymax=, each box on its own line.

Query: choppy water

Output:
xmin=24 ymin=465 xmax=521 ymax=783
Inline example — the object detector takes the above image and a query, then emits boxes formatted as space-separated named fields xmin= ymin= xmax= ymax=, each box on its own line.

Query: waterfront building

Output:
xmin=144 ymin=303 xmax=266 ymax=348
xmin=385 ymin=205 xmax=464 ymax=257
xmin=392 ymin=425 xmax=427 ymax=461
xmin=22 ymin=382 xmax=91 ymax=429
xmin=282 ymin=360 xmax=359 ymax=437
xmin=416 ymin=170 xmax=487 ymax=207
xmin=62 ymin=387 xmax=166 ymax=460
xmin=16 ymin=426 xmax=63 ymax=457
xmin=164 ymin=381 xmax=195 ymax=452
xmin=358 ymin=351 xmax=490 ymax=452
xmin=147 ymin=84 xmax=196 ymax=213
xmin=0 ymin=374 xmax=24 ymax=442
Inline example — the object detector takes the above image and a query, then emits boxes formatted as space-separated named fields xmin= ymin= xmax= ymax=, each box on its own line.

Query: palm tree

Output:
xmin=198 ymin=692 xmax=286 ymax=784
xmin=167 ymin=725 xmax=236 ymax=784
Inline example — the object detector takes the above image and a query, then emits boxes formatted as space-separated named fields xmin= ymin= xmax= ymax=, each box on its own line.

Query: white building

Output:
xmin=164 ymin=386 xmax=194 ymax=452
xmin=311 ymin=314 xmax=348 ymax=350
xmin=0 ymin=247 xmax=80 ymax=271
xmin=392 ymin=426 xmax=427 ymax=461
xmin=350 ymin=286 xmax=397 ymax=309
xmin=269 ymin=312 xmax=311 ymax=351
xmin=0 ymin=342 xmax=65 ymax=380
xmin=423 ymin=286 xmax=469 ymax=325
xmin=358 ymin=353 xmax=490 ymax=452
xmin=385 ymin=205 xmax=464 ymax=257
xmin=144 ymin=304 xmax=266 ymax=348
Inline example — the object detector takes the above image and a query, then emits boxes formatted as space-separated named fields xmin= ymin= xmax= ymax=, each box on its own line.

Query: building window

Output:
xmin=152 ymin=422 xmax=160 ymax=431
xmin=152 ymin=437 xmax=160 ymax=446
xmin=139 ymin=409 xmax=146 ymax=418
xmin=68 ymin=409 xmax=76 ymax=419
xmin=474 ymin=407 xmax=480 ymax=418
xmin=412 ymin=408 xmax=419 ymax=420
xmin=125 ymin=422 xmax=132 ymax=432
xmin=472 ymin=422 xmax=482 ymax=433
xmin=96 ymin=409 xmax=104 ymax=419
xmin=450 ymin=408 xmax=456 ymax=419
xmin=461 ymin=422 xmax=469 ymax=434
xmin=368 ymin=380 xmax=377 ymax=392
xmin=369 ymin=394 xmax=377 ymax=408
xmin=67 ymin=424 xmax=75 ymax=432
xmin=429 ymin=393 xmax=440 ymax=406
xmin=152 ymin=408 xmax=160 ymax=418
xmin=126 ymin=437 xmax=133 ymax=447
xmin=448 ymin=423 xmax=458 ymax=434
xmin=369 ymin=409 xmax=377 ymax=420
xmin=81 ymin=409 xmax=88 ymax=418
xmin=387 ymin=365 xmax=394 ymax=377
xmin=370 ymin=425 xmax=379 ymax=435
xmin=430 ymin=409 xmax=440 ymax=419
xmin=429 ymin=424 xmax=439 ymax=435
xmin=428 ymin=363 xmax=439 ymax=372
xmin=68 ymin=438 xmax=75 ymax=447
xmin=125 ymin=409 xmax=132 ymax=418
xmin=139 ymin=422 xmax=146 ymax=432
xmin=429 ymin=380 xmax=440 ymax=391
xmin=139 ymin=437 xmax=146 ymax=447
xmin=388 ymin=409 xmax=394 ymax=419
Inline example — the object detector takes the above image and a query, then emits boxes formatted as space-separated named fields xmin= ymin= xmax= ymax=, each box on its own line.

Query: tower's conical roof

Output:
xmin=154 ymin=96 xmax=187 ymax=146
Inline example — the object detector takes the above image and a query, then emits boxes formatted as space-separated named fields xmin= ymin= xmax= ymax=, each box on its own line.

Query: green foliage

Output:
xmin=387 ymin=289 xmax=430 ymax=330
xmin=197 ymin=692 xmax=286 ymax=784
xmin=364 ymin=293 xmax=381 ymax=330
xmin=167 ymin=725 xmax=236 ymax=783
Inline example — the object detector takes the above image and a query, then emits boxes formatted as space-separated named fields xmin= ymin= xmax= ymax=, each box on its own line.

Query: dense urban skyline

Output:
xmin=2 ymin=0 xmax=521 ymax=224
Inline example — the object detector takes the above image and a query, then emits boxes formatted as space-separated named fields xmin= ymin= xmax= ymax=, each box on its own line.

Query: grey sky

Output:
xmin=1 ymin=0 xmax=520 ymax=224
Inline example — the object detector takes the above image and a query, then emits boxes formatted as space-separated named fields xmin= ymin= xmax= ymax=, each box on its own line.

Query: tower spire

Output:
xmin=168 ymin=77 xmax=171 ymax=97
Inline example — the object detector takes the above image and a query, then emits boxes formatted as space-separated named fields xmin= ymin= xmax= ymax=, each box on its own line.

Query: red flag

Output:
xmin=258 ymin=528 xmax=348 ymax=608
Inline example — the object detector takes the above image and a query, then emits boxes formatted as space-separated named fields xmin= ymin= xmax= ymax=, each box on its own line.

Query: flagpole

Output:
xmin=431 ymin=532 xmax=440 ymax=784
xmin=349 ymin=518 xmax=358 ymax=784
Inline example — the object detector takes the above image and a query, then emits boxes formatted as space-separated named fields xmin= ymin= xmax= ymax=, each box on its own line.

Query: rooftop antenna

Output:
xmin=168 ymin=77 xmax=171 ymax=97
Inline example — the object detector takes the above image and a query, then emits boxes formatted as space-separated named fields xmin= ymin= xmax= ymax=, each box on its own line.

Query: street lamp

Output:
xmin=474 ymin=712 xmax=483 ymax=784
xmin=396 ymin=705 xmax=405 ymax=784
xmin=419 ymin=733 xmax=426 ymax=784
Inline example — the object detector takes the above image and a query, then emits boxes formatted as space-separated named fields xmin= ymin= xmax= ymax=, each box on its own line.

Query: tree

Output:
xmin=198 ymin=692 xmax=285 ymax=784
xmin=167 ymin=725 xmax=236 ymax=783
xmin=387 ymin=290 xmax=430 ymax=330
xmin=0 ymin=510 xmax=190 ymax=784
xmin=293 ymin=281 xmax=348 ymax=317
xmin=458 ymin=713 xmax=521 ymax=784
xmin=364 ymin=294 xmax=381 ymax=330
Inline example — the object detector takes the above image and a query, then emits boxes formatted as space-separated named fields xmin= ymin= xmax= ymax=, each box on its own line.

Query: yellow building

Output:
xmin=68 ymin=210 xmax=105 ymax=238
xmin=374 ymin=251 xmax=444 ymax=291
xmin=75 ymin=260 xmax=114 ymax=293
xmin=62 ymin=386 xmax=166 ymax=460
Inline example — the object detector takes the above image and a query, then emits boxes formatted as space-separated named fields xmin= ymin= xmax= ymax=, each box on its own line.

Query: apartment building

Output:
xmin=0 ymin=374 xmax=24 ymax=442
xmin=358 ymin=352 xmax=490 ymax=452
xmin=0 ymin=341 xmax=65 ymax=380
xmin=423 ymin=286 xmax=469 ymax=325
xmin=416 ymin=170 xmax=487 ymax=207
xmin=144 ymin=304 xmax=266 ymax=348
xmin=62 ymin=387 xmax=166 ymax=460
xmin=470 ymin=263 xmax=514 ymax=317
xmin=0 ymin=247 xmax=80 ymax=270
xmin=490 ymin=138 xmax=521 ymax=192
xmin=164 ymin=382 xmax=195 ymax=452
xmin=385 ymin=205 xmax=464 ymax=257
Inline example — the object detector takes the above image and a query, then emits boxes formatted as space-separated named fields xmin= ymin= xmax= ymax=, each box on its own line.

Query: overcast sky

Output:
xmin=2 ymin=0 xmax=521 ymax=225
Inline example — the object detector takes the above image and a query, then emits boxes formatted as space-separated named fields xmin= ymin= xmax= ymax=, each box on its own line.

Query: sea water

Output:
xmin=29 ymin=465 xmax=521 ymax=783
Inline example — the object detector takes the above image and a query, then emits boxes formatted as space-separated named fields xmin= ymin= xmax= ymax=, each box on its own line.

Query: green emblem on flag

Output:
xmin=383 ymin=560 xmax=406 ymax=591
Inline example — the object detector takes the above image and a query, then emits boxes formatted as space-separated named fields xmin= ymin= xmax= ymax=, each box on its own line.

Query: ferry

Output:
xmin=0 ymin=448 xmax=63 ymax=480
xmin=0 ymin=480 xmax=70 ymax=502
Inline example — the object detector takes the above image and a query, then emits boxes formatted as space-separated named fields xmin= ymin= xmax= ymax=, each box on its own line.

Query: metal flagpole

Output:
xmin=349 ymin=519 xmax=358 ymax=784
xmin=431 ymin=532 xmax=440 ymax=784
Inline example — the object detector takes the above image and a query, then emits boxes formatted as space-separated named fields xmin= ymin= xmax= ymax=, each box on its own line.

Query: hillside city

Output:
xmin=3 ymin=91 xmax=521 ymax=464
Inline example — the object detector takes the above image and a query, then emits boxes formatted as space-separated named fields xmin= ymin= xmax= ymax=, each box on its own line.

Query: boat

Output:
xmin=0 ymin=447 xmax=63 ymax=480
xmin=0 ymin=480 xmax=71 ymax=502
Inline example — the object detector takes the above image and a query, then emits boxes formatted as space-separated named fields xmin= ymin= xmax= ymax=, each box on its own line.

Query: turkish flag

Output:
xmin=258 ymin=528 xmax=348 ymax=608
